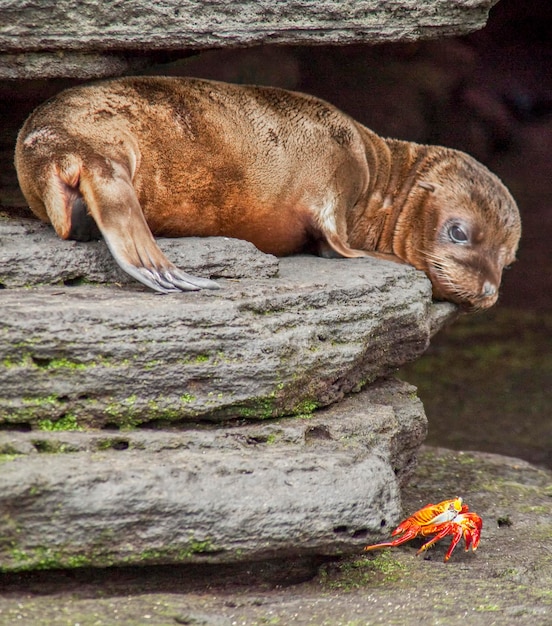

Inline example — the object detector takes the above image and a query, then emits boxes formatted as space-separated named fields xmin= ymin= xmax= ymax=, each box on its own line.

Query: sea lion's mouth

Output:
xmin=457 ymin=293 xmax=499 ymax=312
xmin=434 ymin=285 xmax=498 ymax=311
xmin=426 ymin=262 xmax=499 ymax=311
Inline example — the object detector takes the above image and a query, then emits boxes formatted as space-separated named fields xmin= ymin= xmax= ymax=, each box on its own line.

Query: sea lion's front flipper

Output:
xmin=323 ymin=233 xmax=405 ymax=265
xmin=78 ymin=162 xmax=220 ymax=293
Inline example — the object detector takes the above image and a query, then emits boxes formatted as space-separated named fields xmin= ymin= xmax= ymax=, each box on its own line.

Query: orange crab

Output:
xmin=364 ymin=497 xmax=482 ymax=562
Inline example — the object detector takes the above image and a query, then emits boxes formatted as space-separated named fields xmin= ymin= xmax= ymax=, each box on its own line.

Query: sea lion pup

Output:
xmin=15 ymin=76 xmax=521 ymax=309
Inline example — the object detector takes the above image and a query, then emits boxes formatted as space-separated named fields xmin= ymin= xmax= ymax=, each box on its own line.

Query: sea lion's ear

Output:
xmin=418 ymin=181 xmax=436 ymax=192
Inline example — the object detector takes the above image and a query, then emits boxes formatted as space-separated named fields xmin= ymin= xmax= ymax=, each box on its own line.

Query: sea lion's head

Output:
xmin=400 ymin=149 xmax=521 ymax=311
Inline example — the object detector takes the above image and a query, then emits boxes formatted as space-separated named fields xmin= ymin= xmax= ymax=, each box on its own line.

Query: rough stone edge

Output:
xmin=0 ymin=260 xmax=457 ymax=427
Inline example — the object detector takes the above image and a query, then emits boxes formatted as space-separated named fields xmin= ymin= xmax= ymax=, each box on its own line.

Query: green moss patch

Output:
xmin=319 ymin=552 xmax=408 ymax=591
xmin=38 ymin=414 xmax=82 ymax=432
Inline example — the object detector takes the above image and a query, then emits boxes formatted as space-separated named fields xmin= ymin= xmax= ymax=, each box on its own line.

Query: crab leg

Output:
xmin=415 ymin=523 xmax=466 ymax=561
xmin=363 ymin=530 xmax=420 ymax=552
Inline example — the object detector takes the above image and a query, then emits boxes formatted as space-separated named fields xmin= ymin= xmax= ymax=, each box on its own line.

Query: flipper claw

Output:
xmin=169 ymin=268 xmax=221 ymax=291
xmin=117 ymin=260 xmax=219 ymax=294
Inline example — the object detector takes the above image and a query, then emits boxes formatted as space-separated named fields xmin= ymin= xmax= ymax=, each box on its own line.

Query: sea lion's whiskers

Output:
xmin=417 ymin=249 xmax=451 ymax=271
xmin=417 ymin=247 xmax=478 ymax=304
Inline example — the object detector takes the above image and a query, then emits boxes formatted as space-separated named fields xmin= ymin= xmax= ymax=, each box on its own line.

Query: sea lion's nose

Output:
xmin=482 ymin=281 xmax=497 ymax=297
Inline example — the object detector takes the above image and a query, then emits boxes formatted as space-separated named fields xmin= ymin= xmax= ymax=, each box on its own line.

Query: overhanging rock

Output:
xmin=0 ymin=0 xmax=499 ymax=78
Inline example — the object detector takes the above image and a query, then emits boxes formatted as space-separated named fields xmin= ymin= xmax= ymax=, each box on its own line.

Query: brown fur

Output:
xmin=15 ymin=76 xmax=521 ymax=308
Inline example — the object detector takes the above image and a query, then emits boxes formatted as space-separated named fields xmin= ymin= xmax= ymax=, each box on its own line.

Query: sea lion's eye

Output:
xmin=448 ymin=224 xmax=469 ymax=244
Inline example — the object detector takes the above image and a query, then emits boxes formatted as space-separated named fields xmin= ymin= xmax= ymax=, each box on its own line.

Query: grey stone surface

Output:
xmin=0 ymin=219 xmax=457 ymax=428
xmin=1 ymin=446 xmax=551 ymax=625
xmin=0 ymin=0 xmax=499 ymax=78
xmin=0 ymin=52 xmax=160 ymax=81
xmin=0 ymin=218 xmax=279 ymax=287
xmin=0 ymin=379 xmax=425 ymax=572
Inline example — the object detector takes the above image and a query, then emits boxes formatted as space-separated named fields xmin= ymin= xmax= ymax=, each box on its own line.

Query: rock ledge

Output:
xmin=0 ymin=218 xmax=457 ymax=572
xmin=0 ymin=0 xmax=499 ymax=78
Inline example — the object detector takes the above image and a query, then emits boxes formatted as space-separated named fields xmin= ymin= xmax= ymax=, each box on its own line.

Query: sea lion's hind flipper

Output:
xmin=114 ymin=257 xmax=220 ymax=294
xmin=78 ymin=163 xmax=220 ymax=293
xmin=36 ymin=159 xmax=100 ymax=242
xmin=315 ymin=239 xmax=346 ymax=258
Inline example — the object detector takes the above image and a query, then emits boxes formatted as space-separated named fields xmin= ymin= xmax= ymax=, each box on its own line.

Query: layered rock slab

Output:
xmin=0 ymin=219 xmax=456 ymax=572
xmin=0 ymin=379 xmax=425 ymax=572
xmin=0 ymin=221 xmax=456 ymax=428
xmin=0 ymin=0 xmax=499 ymax=78
xmin=1 ymin=446 xmax=551 ymax=623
